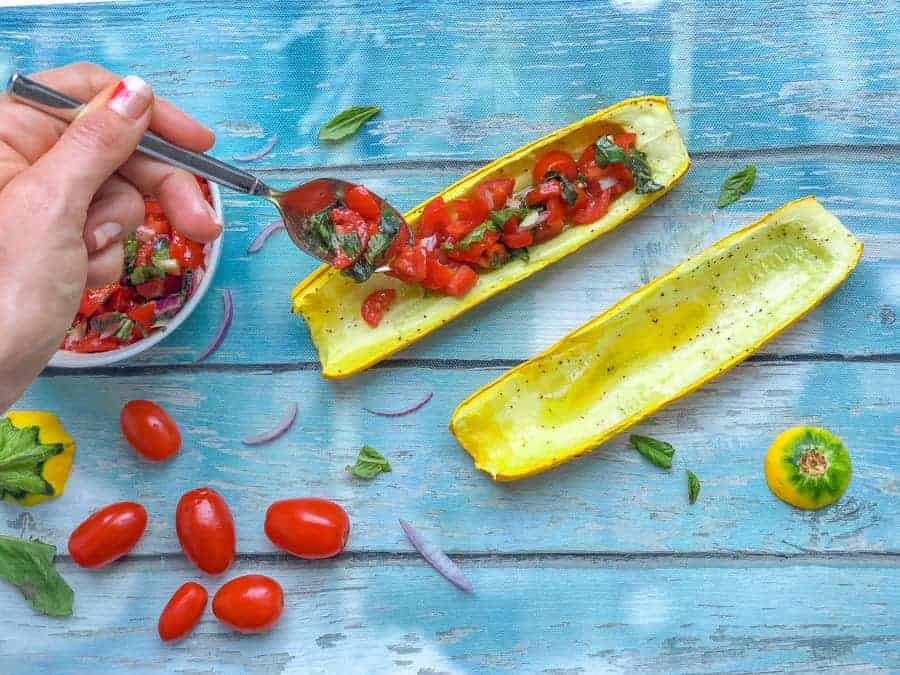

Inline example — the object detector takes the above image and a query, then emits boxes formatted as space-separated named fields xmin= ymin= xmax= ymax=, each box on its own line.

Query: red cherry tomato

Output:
xmin=344 ymin=185 xmax=382 ymax=222
xmin=135 ymin=278 xmax=166 ymax=299
xmin=472 ymin=178 xmax=515 ymax=214
xmin=571 ymin=190 xmax=612 ymax=224
xmin=158 ymin=582 xmax=208 ymax=642
xmin=525 ymin=180 xmax=563 ymax=205
xmin=501 ymin=215 xmax=534 ymax=249
xmin=264 ymin=498 xmax=350 ymax=559
xmin=78 ymin=283 xmax=118 ymax=318
xmin=120 ymin=400 xmax=181 ymax=462
xmin=127 ymin=301 xmax=156 ymax=334
xmin=388 ymin=244 xmax=427 ymax=284
xmin=419 ymin=197 xmax=449 ymax=238
xmin=533 ymin=149 xmax=577 ymax=183
xmin=176 ymin=488 xmax=236 ymax=574
xmin=68 ymin=502 xmax=148 ymax=568
xmin=612 ymin=132 xmax=637 ymax=151
xmin=422 ymin=255 xmax=456 ymax=292
xmin=70 ymin=334 xmax=120 ymax=353
xmin=170 ymin=230 xmax=205 ymax=270
xmin=444 ymin=199 xmax=480 ymax=239
xmin=212 ymin=575 xmax=284 ymax=634
xmin=444 ymin=264 xmax=478 ymax=296
xmin=361 ymin=288 xmax=397 ymax=327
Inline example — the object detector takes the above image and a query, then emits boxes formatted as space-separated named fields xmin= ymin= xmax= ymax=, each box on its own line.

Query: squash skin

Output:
xmin=3 ymin=411 xmax=75 ymax=506
xmin=450 ymin=197 xmax=862 ymax=481
xmin=292 ymin=97 xmax=690 ymax=378
xmin=764 ymin=426 xmax=851 ymax=510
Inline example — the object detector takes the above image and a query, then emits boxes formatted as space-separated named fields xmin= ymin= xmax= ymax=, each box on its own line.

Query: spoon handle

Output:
xmin=6 ymin=72 xmax=272 ymax=198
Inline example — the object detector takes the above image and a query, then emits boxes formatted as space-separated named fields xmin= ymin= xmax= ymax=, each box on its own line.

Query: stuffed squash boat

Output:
xmin=292 ymin=97 xmax=690 ymax=378
xmin=451 ymin=197 xmax=862 ymax=480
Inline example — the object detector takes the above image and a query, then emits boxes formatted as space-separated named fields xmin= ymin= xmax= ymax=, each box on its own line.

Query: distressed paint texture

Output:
xmin=0 ymin=0 xmax=897 ymax=673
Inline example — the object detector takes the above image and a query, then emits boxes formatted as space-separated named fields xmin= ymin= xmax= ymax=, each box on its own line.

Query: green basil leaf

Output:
xmin=594 ymin=136 xmax=627 ymax=166
xmin=123 ymin=234 xmax=139 ymax=274
xmin=488 ymin=207 xmax=529 ymax=229
xmin=544 ymin=171 xmax=580 ymax=207
xmin=114 ymin=318 xmax=135 ymax=342
xmin=629 ymin=434 xmax=675 ymax=469
xmin=89 ymin=312 xmax=129 ymax=338
xmin=624 ymin=149 xmax=663 ymax=194
xmin=0 ymin=534 xmax=74 ymax=617
xmin=318 ymin=106 xmax=382 ymax=142
xmin=346 ymin=445 xmax=392 ymax=480
xmin=0 ymin=418 xmax=63 ymax=501
xmin=686 ymin=469 xmax=701 ymax=504
xmin=456 ymin=220 xmax=498 ymax=251
xmin=129 ymin=265 xmax=165 ymax=286
xmin=343 ymin=206 xmax=402 ymax=282
xmin=509 ymin=246 xmax=530 ymax=264
xmin=717 ymin=164 xmax=757 ymax=208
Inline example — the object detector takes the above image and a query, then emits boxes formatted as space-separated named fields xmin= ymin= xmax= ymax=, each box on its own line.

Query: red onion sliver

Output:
xmin=196 ymin=289 xmax=232 ymax=362
xmin=247 ymin=219 xmax=286 ymax=254
xmin=233 ymin=134 xmax=278 ymax=162
xmin=399 ymin=519 xmax=473 ymax=593
xmin=242 ymin=402 xmax=298 ymax=446
xmin=364 ymin=392 xmax=433 ymax=417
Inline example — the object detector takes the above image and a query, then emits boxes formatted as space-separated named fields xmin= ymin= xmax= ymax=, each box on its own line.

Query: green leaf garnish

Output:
xmin=717 ymin=164 xmax=757 ymax=208
xmin=129 ymin=265 xmax=165 ymax=285
xmin=509 ymin=246 xmax=530 ymax=263
xmin=346 ymin=445 xmax=392 ymax=480
xmin=488 ymin=207 xmax=530 ymax=229
xmin=543 ymin=172 xmax=580 ymax=206
xmin=0 ymin=534 xmax=74 ymax=617
xmin=594 ymin=136 xmax=627 ymax=166
xmin=624 ymin=148 xmax=663 ymax=194
xmin=686 ymin=469 xmax=701 ymax=504
xmin=318 ymin=106 xmax=382 ymax=142
xmin=0 ymin=418 xmax=63 ymax=502
xmin=343 ymin=206 xmax=402 ymax=282
xmin=123 ymin=234 xmax=139 ymax=274
xmin=456 ymin=220 xmax=498 ymax=250
xmin=629 ymin=434 xmax=675 ymax=469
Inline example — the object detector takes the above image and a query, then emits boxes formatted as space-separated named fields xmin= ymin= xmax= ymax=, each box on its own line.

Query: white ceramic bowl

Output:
xmin=48 ymin=183 xmax=224 ymax=368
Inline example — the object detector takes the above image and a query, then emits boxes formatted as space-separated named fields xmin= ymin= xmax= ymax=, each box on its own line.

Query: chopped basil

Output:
xmin=318 ymin=106 xmax=381 ymax=142
xmin=346 ymin=445 xmax=392 ymax=479
xmin=90 ymin=312 xmax=129 ymax=338
xmin=114 ymin=318 xmax=135 ymax=341
xmin=509 ymin=246 xmax=530 ymax=263
xmin=0 ymin=534 xmax=74 ymax=617
xmin=629 ymin=434 xmax=675 ymax=469
xmin=624 ymin=148 xmax=663 ymax=194
xmin=306 ymin=206 xmax=338 ymax=260
xmin=594 ymin=136 xmax=627 ymax=166
xmin=129 ymin=265 xmax=165 ymax=285
xmin=456 ymin=220 xmax=498 ymax=250
xmin=0 ymin=417 xmax=63 ymax=502
xmin=343 ymin=206 xmax=402 ymax=282
xmin=717 ymin=164 xmax=757 ymax=208
xmin=544 ymin=171 xmax=580 ymax=207
xmin=488 ymin=207 xmax=530 ymax=229
xmin=123 ymin=233 xmax=139 ymax=274
xmin=687 ymin=469 xmax=701 ymax=504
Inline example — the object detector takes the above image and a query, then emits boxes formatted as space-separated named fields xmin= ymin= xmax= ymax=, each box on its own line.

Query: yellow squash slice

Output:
xmin=292 ymin=97 xmax=690 ymax=378
xmin=451 ymin=197 xmax=862 ymax=480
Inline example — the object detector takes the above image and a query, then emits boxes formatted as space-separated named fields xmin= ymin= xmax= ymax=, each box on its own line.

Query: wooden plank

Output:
xmin=0 ymin=555 xmax=897 ymax=673
xmin=6 ymin=362 xmax=897 ymax=555
xmin=43 ymin=157 xmax=893 ymax=366
xmin=1 ymin=1 xmax=898 ymax=161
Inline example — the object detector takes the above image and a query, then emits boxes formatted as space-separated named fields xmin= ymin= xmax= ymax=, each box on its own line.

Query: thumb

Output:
xmin=28 ymin=76 xmax=153 ymax=214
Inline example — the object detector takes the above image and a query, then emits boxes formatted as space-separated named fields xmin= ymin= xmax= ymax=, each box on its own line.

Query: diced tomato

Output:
xmin=533 ymin=149 xmax=577 ymax=183
xmin=526 ymin=180 xmax=563 ymax=205
xmin=503 ymin=230 xmax=533 ymax=248
xmin=419 ymin=197 xmax=449 ymax=238
xmin=71 ymin=333 xmax=121 ymax=353
xmin=344 ymin=185 xmax=382 ymax=222
xmin=571 ymin=189 xmax=612 ymax=224
xmin=612 ymin=132 xmax=637 ymax=151
xmin=136 ymin=278 xmax=166 ymax=299
xmin=383 ymin=223 xmax=410 ymax=265
xmin=445 ymin=199 xmax=481 ymax=239
xmin=170 ymin=230 xmax=205 ymax=270
xmin=388 ymin=245 xmax=427 ymax=284
xmin=478 ymin=242 xmax=508 ymax=270
xmin=144 ymin=198 xmax=164 ymax=218
xmin=472 ymin=178 xmax=515 ymax=215
xmin=569 ymin=184 xmax=589 ymax=212
xmin=108 ymin=285 xmax=135 ymax=313
xmin=533 ymin=197 xmax=566 ymax=243
xmin=78 ymin=283 xmax=118 ymax=318
xmin=422 ymin=256 xmax=456 ymax=292
xmin=443 ymin=265 xmax=478 ymax=296
xmin=329 ymin=207 xmax=366 ymax=236
xmin=361 ymin=288 xmax=397 ymax=328
xmin=128 ymin=302 xmax=157 ymax=333
xmin=144 ymin=212 xmax=171 ymax=236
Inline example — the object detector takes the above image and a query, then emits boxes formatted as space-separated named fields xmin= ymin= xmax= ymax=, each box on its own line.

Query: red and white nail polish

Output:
xmin=107 ymin=75 xmax=152 ymax=120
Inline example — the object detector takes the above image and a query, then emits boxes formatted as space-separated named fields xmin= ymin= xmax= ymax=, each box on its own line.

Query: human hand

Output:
xmin=0 ymin=62 xmax=221 ymax=410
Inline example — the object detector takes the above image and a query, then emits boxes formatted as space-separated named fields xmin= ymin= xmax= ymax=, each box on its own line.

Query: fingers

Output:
xmin=28 ymin=62 xmax=215 ymax=151
xmin=24 ymin=76 xmax=154 ymax=219
xmin=118 ymin=156 xmax=221 ymax=242
xmin=83 ymin=176 xmax=145 ymax=253
xmin=85 ymin=239 xmax=125 ymax=289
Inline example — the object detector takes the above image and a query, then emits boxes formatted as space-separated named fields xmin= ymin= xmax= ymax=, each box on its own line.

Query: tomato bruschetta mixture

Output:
xmin=329 ymin=132 xmax=661 ymax=327
xmin=61 ymin=178 xmax=212 ymax=353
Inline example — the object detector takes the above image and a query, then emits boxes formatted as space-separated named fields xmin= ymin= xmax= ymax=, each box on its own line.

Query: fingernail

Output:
xmin=91 ymin=222 xmax=123 ymax=251
xmin=107 ymin=75 xmax=152 ymax=120
xmin=203 ymin=199 xmax=222 ymax=228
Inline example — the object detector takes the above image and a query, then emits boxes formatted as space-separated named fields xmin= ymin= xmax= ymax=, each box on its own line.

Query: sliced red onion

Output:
xmin=155 ymin=293 xmax=183 ymax=316
xmin=399 ymin=519 xmax=473 ymax=593
xmin=247 ymin=219 xmax=285 ymax=254
xmin=518 ymin=209 xmax=548 ymax=230
xmin=196 ymin=289 xmax=232 ymax=362
xmin=135 ymin=225 xmax=156 ymax=242
xmin=190 ymin=267 xmax=204 ymax=297
xmin=419 ymin=234 xmax=438 ymax=251
xmin=233 ymin=135 xmax=278 ymax=162
xmin=242 ymin=402 xmax=298 ymax=446
xmin=365 ymin=392 xmax=433 ymax=417
xmin=598 ymin=177 xmax=618 ymax=190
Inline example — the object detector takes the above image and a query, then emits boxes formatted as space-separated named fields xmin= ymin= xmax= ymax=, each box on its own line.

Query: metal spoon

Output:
xmin=6 ymin=72 xmax=402 ymax=281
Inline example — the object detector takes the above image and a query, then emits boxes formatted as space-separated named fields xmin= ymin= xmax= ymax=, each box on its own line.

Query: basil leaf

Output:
xmin=624 ymin=149 xmax=663 ymax=194
xmin=318 ymin=106 xmax=382 ymax=142
xmin=305 ymin=205 xmax=338 ymax=261
xmin=543 ymin=171 xmax=580 ymax=206
xmin=594 ymin=136 xmax=627 ymax=166
xmin=89 ymin=312 xmax=129 ymax=338
xmin=0 ymin=418 xmax=63 ymax=501
xmin=509 ymin=246 xmax=530 ymax=264
xmin=114 ymin=318 xmax=135 ymax=342
xmin=129 ymin=265 xmax=165 ymax=285
xmin=488 ymin=207 xmax=529 ymax=229
xmin=629 ymin=434 xmax=675 ymax=469
xmin=456 ymin=220 xmax=497 ymax=251
xmin=0 ymin=534 xmax=73 ymax=617
xmin=686 ymin=469 xmax=701 ymax=504
xmin=346 ymin=445 xmax=392 ymax=479
xmin=123 ymin=234 xmax=139 ymax=274
xmin=717 ymin=164 xmax=757 ymax=208
xmin=344 ymin=206 xmax=402 ymax=282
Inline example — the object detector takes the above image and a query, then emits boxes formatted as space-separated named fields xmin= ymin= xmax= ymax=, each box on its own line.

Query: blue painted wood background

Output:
xmin=0 ymin=1 xmax=898 ymax=672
